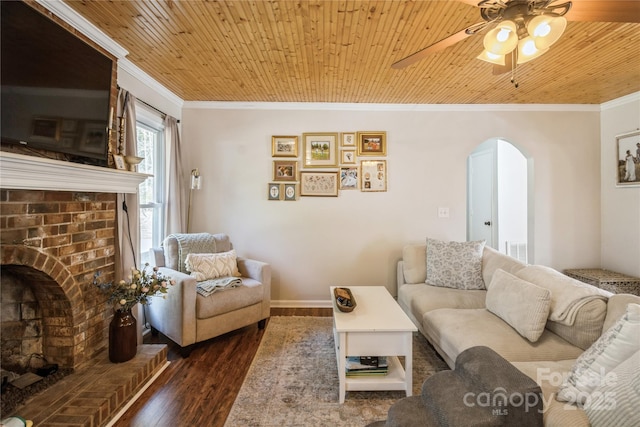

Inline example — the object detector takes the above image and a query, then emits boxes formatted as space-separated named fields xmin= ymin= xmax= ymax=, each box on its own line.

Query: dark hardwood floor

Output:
xmin=113 ymin=308 xmax=332 ymax=427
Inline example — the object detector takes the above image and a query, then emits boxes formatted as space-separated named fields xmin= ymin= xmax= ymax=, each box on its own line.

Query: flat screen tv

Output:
xmin=1 ymin=1 xmax=113 ymax=167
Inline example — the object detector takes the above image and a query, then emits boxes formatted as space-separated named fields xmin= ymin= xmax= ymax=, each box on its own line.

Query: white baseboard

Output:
xmin=270 ymin=299 xmax=333 ymax=308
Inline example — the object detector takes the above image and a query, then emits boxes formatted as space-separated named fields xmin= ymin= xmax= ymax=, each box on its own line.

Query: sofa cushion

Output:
xmin=196 ymin=278 xmax=263 ymax=319
xmin=515 ymin=265 xmax=608 ymax=349
xmin=603 ymin=293 xmax=640 ymax=331
xmin=398 ymin=284 xmax=486 ymax=328
xmin=545 ymin=299 xmax=608 ymax=351
xmin=486 ymin=269 xmax=551 ymax=343
xmin=481 ymin=245 xmax=527 ymax=288
xmin=402 ymin=244 xmax=427 ymax=284
xmin=425 ymin=238 xmax=486 ymax=290
xmin=185 ymin=250 xmax=241 ymax=281
xmin=556 ymin=303 xmax=640 ymax=405
xmin=584 ymin=349 xmax=640 ymax=427
xmin=423 ymin=308 xmax=584 ymax=367
xmin=512 ymin=359 xmax=589 ymax=427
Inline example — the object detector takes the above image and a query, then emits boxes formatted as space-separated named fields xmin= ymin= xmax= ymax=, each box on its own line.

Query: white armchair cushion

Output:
xmin=185 ymin=250 xmax=242 ymax=281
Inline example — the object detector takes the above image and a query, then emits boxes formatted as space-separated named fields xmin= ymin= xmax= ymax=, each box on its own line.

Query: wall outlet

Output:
xmin=438 ymin=207 xmax=450 ymax=218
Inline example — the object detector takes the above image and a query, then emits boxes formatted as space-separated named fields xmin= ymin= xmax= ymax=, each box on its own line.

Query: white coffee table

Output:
xmin=331 ymin=286 xmax=417 ymax=403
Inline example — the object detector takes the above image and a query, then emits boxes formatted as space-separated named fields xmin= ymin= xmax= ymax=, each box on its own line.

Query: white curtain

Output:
xmin=164 ymin=116 xmax=186 ymax=234
xmin=115 ymin=89 xmax=140 ymax=280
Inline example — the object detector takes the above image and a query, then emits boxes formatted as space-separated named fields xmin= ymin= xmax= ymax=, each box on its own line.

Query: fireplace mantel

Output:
xmin=0 ymin=151 xmax=150 ymax=193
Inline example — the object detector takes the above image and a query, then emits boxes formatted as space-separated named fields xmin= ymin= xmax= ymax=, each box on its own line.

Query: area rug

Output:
xmin=224 ymin=316 xmax=449 ymax=427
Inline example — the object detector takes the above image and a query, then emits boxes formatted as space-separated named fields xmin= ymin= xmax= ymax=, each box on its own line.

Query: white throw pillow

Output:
xmin=486 ymin=269 xmax=551 ymax=342
xmin=185 ymin=250 xmax=241 ymax=281
xmin=556 ymin=303 xmax=640 ymax=405
xmin=584 ymin=349 xmax=640 ymax=427
xmin=425 ymin=238 xmax=485 ymax=290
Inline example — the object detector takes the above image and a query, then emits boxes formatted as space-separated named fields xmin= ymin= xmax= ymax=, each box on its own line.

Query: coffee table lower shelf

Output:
xmin=342 ymin=355 xmax=407 ymax=391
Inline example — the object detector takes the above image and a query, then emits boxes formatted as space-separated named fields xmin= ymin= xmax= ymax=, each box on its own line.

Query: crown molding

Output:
xmin=183 ymin=101 xmax=600 ymax=112
xmin=35 ymin=0 xmax=128 ymax=59
xmin=601 ymin=92 xmax=640 ymax=111
xmin=118 ymin=59 xmax=184 ymax=108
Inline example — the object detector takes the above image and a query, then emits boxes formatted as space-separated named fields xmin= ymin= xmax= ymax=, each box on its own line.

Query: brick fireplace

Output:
xmin=1 ymin=189 xmax=116 ymax=370
xmin=0 ymin=152 xmax=149 ymax=371
xmin=0 ymin=153 xmax=169 ymax=426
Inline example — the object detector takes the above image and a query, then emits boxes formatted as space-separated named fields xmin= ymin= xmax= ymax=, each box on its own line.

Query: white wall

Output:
xmin=600 ymin=94 xmax=640 ymax=277
xmin=497 ymin=140 xmax=528 ymax=257
xmin=182 ymin=105 xmax=602 ymax=304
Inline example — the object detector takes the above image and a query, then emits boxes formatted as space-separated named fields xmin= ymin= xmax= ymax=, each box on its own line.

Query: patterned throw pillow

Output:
xmin=425 ymin=238 xmax=486 ymax=290
xmin=185 ymin=250 xmax=241 ymax=281
xmin=556 ymin=303 xmax=640 ymax=405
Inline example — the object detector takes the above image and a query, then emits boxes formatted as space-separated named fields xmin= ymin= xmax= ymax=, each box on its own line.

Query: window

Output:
xmin=136 ymin=109 xmax=165 ymax=265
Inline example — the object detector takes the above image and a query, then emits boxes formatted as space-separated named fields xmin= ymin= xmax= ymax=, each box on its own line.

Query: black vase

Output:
xmin=109 ymin=308 xmax=137 ymax=363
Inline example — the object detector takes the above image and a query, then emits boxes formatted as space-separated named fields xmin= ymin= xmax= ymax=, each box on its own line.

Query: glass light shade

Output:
xmin=191 ymin=169 xmax=202 ymax=190
xmin=528 ymin=15 xmax=566 ymax=50
xmin=483 ymin=20 xmax=518 ymax=55
xmin=517 ymin=36 xmax=548 ymax=64
xmin=477 ymin=50 xmax=505 ymax=65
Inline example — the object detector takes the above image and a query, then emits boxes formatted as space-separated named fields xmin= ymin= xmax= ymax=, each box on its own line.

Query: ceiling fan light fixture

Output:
xmin=517 ymin=36 xmax=548 ymax=64
xmin=483 ymin=20 xmax=518 ymax=55
xmin=528 ymin=15 xmax=567 ymax=50
xmin=477 ymin=50 xmax=506 ymax=65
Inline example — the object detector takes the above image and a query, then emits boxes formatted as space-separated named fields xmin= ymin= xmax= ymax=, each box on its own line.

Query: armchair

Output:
xmin=146 ymin=233 xmax=271 ymax=356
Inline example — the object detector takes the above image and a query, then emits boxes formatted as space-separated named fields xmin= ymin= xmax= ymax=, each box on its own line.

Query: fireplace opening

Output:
xmin=1 ymin=265 xmax=75 ymax=414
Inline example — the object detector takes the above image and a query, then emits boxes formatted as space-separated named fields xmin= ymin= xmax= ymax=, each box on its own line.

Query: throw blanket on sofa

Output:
xmin=196 ymin=277 xmax=242 ymax=297
xmin=517 ymin=265 xmax=609 ymax=326
xmin=166 ymin=233 xmax=218 ymax=273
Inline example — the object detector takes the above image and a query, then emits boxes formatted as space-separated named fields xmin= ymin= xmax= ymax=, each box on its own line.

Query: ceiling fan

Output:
xmin=392 ymin=0 xmax=640 ymax=83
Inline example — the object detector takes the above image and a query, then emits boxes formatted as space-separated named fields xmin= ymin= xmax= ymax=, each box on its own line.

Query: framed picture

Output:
xmin=113 ymin=154 xmax=127 ymax=170
xmin=341 ymin=132 xmax=356 ymax=147
xmin=273 ymin=160 xmax=298 ymax=181
xmin=361 ymin=160 xmax=387 ymax=192
xmin=268 ymin=183 xmax=282 ymax=200
xmin=616 ymin=130 xmax=640 ymax=187
xmin=31 ymin=117 xmax=61 ymax=142
xmin=340 ymin=166 xmax=359 ymax=190
xmin=341 ymin=149 xmax=356 ymax=165
xmin=300 ymin=171 xmax=339 ymax=197
xmin=303 ymin=132 xmax=338 ymax=167
xmin=80 ymin=122 xmax=107 ymax=153
xmin=283 ymin=183 xmax=299 ymax=201
xmin=272 ymin=135 xmax=298 ymax=157
xmin=357 ymin=131 xmax=387 ymax=156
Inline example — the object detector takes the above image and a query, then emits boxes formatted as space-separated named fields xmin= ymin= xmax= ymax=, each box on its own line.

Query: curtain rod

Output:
xmin=136 ymin=98 xmax=180 ymax=123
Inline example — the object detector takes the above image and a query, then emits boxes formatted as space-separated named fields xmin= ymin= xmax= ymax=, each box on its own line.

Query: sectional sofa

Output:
xmin=395 ymin=238 xmax=640 ymax=426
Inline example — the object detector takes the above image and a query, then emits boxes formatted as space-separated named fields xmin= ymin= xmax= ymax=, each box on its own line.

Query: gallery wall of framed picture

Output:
xmin=268 ymin=131 xmax=387 ymax=200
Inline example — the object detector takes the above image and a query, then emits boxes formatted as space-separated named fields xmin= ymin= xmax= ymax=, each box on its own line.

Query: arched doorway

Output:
xmin=467 ymin=138 xmax=534 ymax=263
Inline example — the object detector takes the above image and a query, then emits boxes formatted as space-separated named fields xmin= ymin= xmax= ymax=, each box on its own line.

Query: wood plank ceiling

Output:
xmin=63 ymin=0 xmax=640 ymax=104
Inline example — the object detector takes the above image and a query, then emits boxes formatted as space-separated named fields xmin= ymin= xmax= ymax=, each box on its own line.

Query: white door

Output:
xmin=468 ymin=145 xmax=497 ymax=248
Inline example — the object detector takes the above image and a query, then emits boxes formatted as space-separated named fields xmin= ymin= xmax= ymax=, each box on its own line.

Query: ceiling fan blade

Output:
xmin=391 ymin=26 xmax=480 ymax=69
xmin=492 ymin=51 xmax=517 ymax=75
xmin=564 ymin=0 xmax=640 ymax=23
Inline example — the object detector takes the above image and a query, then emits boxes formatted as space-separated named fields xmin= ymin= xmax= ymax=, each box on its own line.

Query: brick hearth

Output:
xmin=13 ymin=344 xmax=167 ymax=426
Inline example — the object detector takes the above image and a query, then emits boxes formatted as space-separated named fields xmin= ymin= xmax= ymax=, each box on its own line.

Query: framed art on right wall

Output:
xmin=357 ymin=131 xmax=386 ymax=156
xmin=616 ymin=129 xmax=640 ymax=187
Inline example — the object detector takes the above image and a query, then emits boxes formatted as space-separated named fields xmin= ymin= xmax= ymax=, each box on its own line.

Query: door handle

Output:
xmin=484 ymin=221 xmax=492 ymax=226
